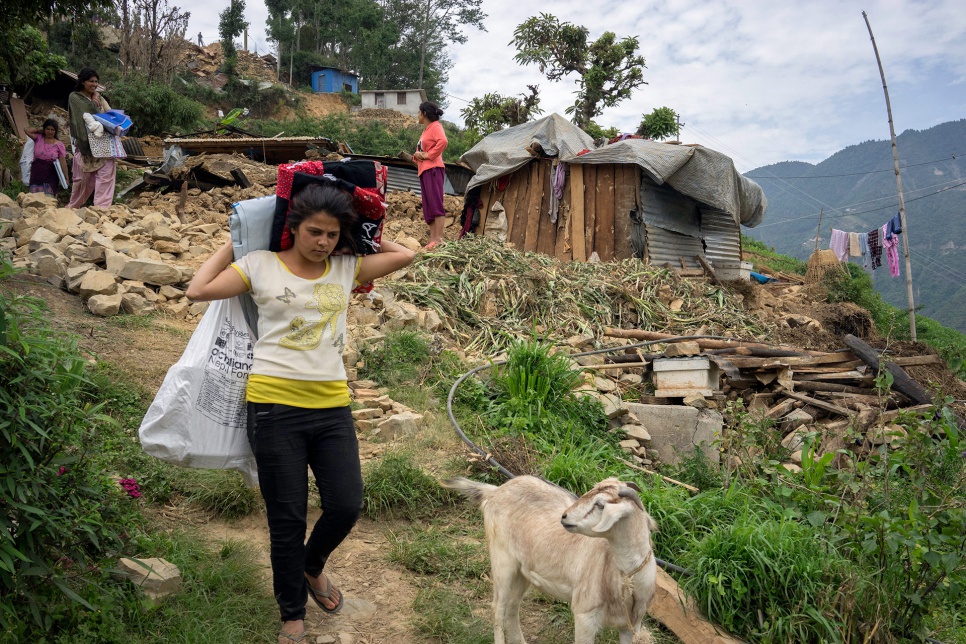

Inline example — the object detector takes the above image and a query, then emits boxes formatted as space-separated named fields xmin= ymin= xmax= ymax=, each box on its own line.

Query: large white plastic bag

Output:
xmin=139 ymin=296 xmax=258 ymax=486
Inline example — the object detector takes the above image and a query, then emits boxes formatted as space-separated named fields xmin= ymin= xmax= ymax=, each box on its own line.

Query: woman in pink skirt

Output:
xmin=413 ymin=101 xmax=448 ymax=249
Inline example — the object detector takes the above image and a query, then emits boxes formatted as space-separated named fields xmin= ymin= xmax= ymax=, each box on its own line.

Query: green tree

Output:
xmin=461 ymin=85 xmax=542 ymax=135
xmin=1 ymin=26 xmax=67 ymax=90
xmin=0 ymin=0 xmax=110 ymax=88
xmin=637 ymin=106 xmax=680 ymax=140
xmin=219 ymin=0 xmax=249 ymax=77
xmin=407 ymin=0 xmax=486 ymax=89
xmin=511 ymin=13 xmax=646 ymax=129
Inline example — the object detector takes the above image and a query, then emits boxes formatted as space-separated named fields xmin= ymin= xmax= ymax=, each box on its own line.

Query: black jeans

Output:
xmin=247 ymin=402 xmax=363 ymax=622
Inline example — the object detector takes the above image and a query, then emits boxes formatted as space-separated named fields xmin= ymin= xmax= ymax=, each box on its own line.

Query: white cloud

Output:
xmin=188 ymin=0 xmax=966 ymax=170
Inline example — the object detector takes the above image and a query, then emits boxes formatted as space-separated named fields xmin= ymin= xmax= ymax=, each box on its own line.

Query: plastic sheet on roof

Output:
xmin=460 ymin=114 xmax=767 ymax=228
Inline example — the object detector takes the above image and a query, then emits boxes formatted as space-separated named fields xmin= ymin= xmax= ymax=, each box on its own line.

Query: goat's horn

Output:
xmin=618 ymin=487 xmax=645 ymax=512
xmin=623 ymin=481 xmax=642 ymax=493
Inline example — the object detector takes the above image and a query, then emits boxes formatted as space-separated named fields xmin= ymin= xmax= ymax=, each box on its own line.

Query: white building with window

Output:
xmin=359 ymin=89 xmax=427 ymax=117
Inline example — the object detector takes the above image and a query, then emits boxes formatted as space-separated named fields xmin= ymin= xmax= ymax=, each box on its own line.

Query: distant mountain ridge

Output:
xmin=744 ymin=118 xmax=966 ymax=333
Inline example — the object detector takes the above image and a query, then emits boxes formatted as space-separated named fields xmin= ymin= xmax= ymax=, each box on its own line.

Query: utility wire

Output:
xmin=753 ymin=178 xmax=966 ymax=228
xmin=745 ymin=154 xmax=959 ymax=179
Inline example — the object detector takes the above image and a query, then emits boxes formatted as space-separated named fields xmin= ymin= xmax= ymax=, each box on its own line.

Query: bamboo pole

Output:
xmin=862 ymin=11 xmax=917 ymax=340
xmin=814 ymin=208 xmax=823 ymax=252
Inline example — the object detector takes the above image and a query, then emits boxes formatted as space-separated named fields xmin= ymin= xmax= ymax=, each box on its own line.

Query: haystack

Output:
xmin=805 ymin=249 xmax=845 ymax=284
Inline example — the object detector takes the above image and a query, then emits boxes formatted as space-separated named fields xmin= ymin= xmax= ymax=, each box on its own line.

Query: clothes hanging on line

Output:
xmin=881 ymin=224 xmax=900 ymax=277
xmin=829 ymin=228 xmax=849 ymax=261
xmin=868 ymin=228 xmax=882 ymax=270
xmin=885 ymin=212 xmax=902 ymax=240
xmin=859 ymin=232 xmax=869 ymax=269
xmin=848 ymin=232 xmax=861 ymax=257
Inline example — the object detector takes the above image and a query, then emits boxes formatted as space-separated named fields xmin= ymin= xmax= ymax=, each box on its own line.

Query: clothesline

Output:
xmin=828 ymin=212 xmax=903 ymax=277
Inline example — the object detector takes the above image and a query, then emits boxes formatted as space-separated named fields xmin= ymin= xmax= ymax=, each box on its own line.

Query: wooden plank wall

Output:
xmin=478 ymin=160 xmax=640 ymax=263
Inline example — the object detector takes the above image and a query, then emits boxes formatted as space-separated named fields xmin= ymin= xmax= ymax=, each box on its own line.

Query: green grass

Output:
xmin=412 ymin=586 xmax=493 ymax=644
xmin=388 ymin=523 xmax=488 ymax=582
xmin=121 ymin=534 xmax=278 ymax=644
xmin=174 ymin=470 xmax=261 ymax=519
xmin=362 ymin=452 xmax=455 ymax=520
xmin=359 ymin=329 xmax=432 ymax=388
xmin=680 ymin=516 xmax=851 ymax=643
xmin=742 ymin=235 xmax=808 ymax=275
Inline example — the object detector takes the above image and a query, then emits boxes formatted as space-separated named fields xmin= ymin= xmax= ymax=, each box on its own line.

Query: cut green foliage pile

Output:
xmin=386 ymin=236 xmax=768 ymax=354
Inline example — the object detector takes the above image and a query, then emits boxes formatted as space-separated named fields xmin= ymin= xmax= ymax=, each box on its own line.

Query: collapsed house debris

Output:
xmin=459 ymin=114 xmax=767 ymax=276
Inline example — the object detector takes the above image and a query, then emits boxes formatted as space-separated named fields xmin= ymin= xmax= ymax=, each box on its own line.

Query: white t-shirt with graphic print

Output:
xmin=231 ymin=250 xmax=360 ymax=382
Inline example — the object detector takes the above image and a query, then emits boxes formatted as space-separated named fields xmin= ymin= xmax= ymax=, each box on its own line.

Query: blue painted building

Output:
xmin=310 ymin=67 xmax=358 ymax=94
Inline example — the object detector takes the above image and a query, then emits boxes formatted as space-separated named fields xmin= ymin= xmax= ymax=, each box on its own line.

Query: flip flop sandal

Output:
xmin=423 ymin=241 xmax=440 ymax=250
xmin=307 ymin=573 xmax=344 ymax=614
xmin=278 ymin=628 xmax=306 ymax=643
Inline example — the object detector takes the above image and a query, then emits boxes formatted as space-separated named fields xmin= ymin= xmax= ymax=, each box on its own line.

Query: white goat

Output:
xmin=443 ymin=475 xmax=658 ymax=644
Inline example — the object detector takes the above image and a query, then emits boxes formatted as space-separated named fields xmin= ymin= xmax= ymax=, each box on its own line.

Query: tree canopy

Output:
xmin=637 ymin=106 xmax=680 ymax=140
xmin=219 ymin=0 xmax=249 ymax=77
xmin=461 ymin=85 xmax=542 ymax=136
xmin=511 ymin=14 xmax=646 ymax=129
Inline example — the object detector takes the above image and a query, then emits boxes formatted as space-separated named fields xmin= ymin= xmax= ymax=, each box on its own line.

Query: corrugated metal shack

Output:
xmin=461 ymin=114 xmax=767 ymax=272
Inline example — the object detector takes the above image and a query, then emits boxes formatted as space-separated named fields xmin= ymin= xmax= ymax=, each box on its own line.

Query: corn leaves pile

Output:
xmin=384 ymin=236 xmax=768 ymax=353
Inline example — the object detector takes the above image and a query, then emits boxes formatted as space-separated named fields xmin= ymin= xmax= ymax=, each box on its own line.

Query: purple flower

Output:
xmin=57 ymin=466 xmax=66 ymax=477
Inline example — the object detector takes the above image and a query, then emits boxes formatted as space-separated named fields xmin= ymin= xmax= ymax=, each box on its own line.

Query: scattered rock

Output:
xmin=664 ymin=341 xmax=701 ymax=357
xmin=88 ymin=293 xmax=123 ymax=316
xmin=114 ymin=557 xmax=181 ymax=600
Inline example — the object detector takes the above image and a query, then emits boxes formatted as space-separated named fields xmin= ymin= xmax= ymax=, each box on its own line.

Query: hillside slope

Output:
xmin=745 ymin=119 xmax=966 ymax=332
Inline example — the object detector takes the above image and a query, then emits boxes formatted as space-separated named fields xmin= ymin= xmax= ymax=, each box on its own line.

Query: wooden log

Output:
xmin=603 ymin=328 xmax=828 ymax=355
xmin=794 ymin=373 xmax=874 ymax=386
xmin=695 ymin=254 xmax=723 ymax=285
xmin=879 ymin=404 xmax=935 ymax=423
xmin=648 ymin=569 xmax=745 ymax=644
xmin=570 ymin=164 xmax=586 ymax=261
xmin=606 ymin=353 xmax=659 ymax=364
xmin=889 ymin=354 xmax=944 ymax=367
xmin=790 ymin=361 xmax=864 ymax=372
xmin=780 ymin=390 xmax=853 ymax=417
xmin=230 ymin=168 xmax=252 ymax=188
xmin=824 ymin=392 xmax=899 ymax=409
xmin=713 ymin=354 xmax=857 ymax=369
xmin=586 ymin=361 xmax=650 ymax=370
xmin=843 ymin=334 xmax=932 ymax=405
xmin=765 ymin=398 xmax=797 ymax=419
xmin=794 ymin=381 xmax=881 ymax=395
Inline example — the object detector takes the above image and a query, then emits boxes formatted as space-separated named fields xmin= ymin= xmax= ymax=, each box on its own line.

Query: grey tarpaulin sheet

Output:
xmin=461 ymin=113 xmax=595 ymax=190
xmin=460 ymin=114 xmax=767 ymax=228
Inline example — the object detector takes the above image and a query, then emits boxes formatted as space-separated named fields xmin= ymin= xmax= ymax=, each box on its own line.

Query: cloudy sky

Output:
xmin=188 ymin=0 xmax=966 ymax=172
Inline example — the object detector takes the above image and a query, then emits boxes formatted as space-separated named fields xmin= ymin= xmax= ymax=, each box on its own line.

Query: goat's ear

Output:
xmin=647 ymin=513 xmax=658 ymax=534
xmin=592 ymin=501 xmax=632 ymax=533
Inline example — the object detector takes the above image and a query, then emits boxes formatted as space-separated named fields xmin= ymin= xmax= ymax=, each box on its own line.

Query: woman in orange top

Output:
xmin=413 ymin=101 xmax=448 ymax=249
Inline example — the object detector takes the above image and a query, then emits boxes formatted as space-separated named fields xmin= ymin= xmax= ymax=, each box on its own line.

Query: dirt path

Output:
xmin=10 ymin=274 xmax=426 ymax=643
xmin=199 ymin=511 xmax=422 ymax=643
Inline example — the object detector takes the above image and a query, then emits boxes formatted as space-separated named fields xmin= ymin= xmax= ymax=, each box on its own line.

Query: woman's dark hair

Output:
xmin=41 ymin=119 xmax=59 ymax=137
xmin=288 ymin=182 xmax=359 ymax=253
xmin=418 ymin=101 xmax=443 ymax=122
xmin=75 ymin=68 xmax=99 ymax=91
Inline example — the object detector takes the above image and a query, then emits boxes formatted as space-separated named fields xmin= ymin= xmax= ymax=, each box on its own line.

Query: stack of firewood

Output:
xmin=603 ymin=328 xmax=953 ymax=464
